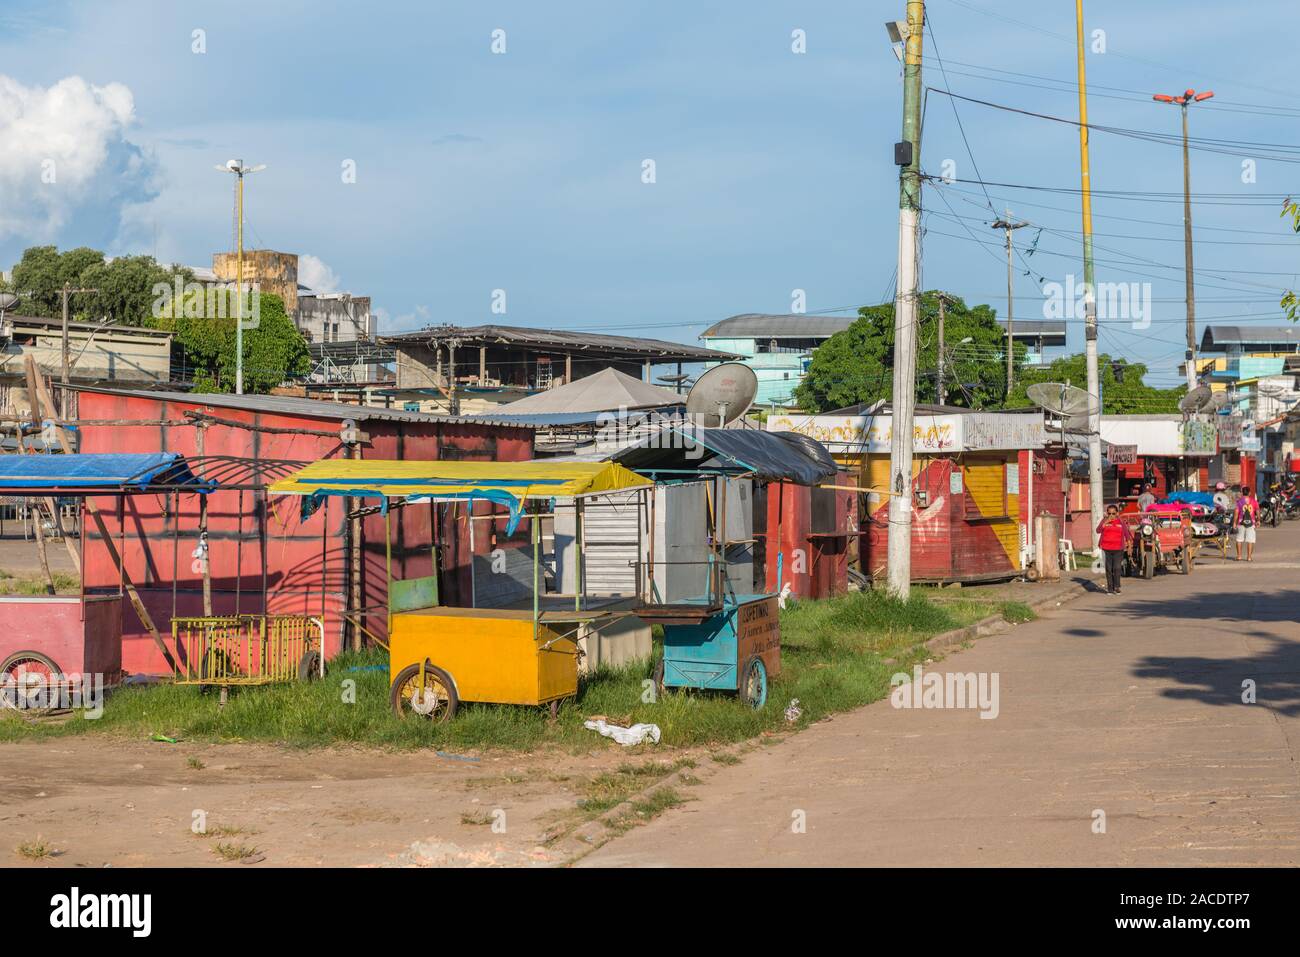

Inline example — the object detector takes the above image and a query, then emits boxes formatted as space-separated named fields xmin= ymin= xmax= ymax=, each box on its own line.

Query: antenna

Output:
xmin=1026 ymin=381 xmax=1099 ymax=418
xmin=1178 ymin=385 xmax=1216 ymax=414
xmin=685 ymin=362 xmax=758 ymax=427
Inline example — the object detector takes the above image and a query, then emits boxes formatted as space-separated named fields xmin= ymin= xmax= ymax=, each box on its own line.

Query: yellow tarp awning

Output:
xmin=268 ymin=459 xmax=650 ymax=529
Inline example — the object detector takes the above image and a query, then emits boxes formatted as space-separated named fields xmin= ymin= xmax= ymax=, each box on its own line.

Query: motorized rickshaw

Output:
xmin=1124 ymin=510 xmax=1195 ymax=578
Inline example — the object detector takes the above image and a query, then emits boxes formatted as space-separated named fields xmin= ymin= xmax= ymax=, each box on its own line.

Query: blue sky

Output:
xmin=0 ymin=0 xmax=1297 ymax=386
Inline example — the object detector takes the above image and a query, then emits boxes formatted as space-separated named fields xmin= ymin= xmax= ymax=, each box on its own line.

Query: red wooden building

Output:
xmin=74 ymin=387 xmax=533 ymax=675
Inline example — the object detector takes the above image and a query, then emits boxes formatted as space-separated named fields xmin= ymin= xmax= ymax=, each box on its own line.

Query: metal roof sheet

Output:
xmin=381 ymin=324 xmax=736 ymax=361
xmin=699 ymin=313 xmax=857 ymax=339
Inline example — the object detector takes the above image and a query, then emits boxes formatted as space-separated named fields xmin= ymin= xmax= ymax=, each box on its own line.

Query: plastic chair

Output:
xmin=1058 ymin=539 xmax=1077 ymax=571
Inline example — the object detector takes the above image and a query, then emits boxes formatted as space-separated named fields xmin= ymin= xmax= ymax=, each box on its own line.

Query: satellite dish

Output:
xmin=1178 ymin=385 xmax=1215 ymax=414
xmin=0 ymin=292 xmax=18 ymax=312
xmin=685 ymin=362 xmax=758 ymax=426
xmin=1026 ymin=382 xmax=1098 ymax=417
xmin=1211 ymin=390 xmax=1231 ymax=407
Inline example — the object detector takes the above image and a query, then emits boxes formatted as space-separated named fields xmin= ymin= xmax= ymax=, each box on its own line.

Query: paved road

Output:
xmin=582 ymin=526 xmax=1300 ymax=867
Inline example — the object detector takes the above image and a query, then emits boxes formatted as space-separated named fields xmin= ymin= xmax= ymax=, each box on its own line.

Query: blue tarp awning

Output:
xmin=0 ymin=453 xmax=214 ymax=494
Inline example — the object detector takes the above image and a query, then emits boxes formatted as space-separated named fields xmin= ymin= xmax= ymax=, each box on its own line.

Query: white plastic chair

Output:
xmin=1059 ymin=538 xmax=1077 ymax=571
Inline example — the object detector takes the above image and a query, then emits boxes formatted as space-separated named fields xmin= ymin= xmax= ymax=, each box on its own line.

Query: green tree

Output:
xmin=149 ymin=290 xmax=311 ymax=393
xmin=7 ymin=245 xmax=187 ymax=324
xmin=793 ymin=291 xmax=1019 ymax=412
xmin=1007 ymin=353 xmax=1185 ymax=414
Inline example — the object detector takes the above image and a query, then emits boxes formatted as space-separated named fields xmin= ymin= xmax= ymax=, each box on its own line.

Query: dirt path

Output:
xmin=0 ymin=737 xmax=679 ymax=867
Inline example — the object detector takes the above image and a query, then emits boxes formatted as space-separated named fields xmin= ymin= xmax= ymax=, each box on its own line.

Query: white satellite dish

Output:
xmin=1178 ymin=385 xmax=1215 ymax=414
xmin=1211 ymin=390 xmax=1231 ymax=408
xmin=1026 ymin=382 xmax=1098 ymax=417
xmin=685 ymin=362 xmax=758 ymax=427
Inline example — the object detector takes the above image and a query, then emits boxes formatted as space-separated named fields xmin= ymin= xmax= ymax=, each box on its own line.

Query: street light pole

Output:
xmin=215 ymin=159 xmax=266 ymax=394
xmin=885 ymin=1 xmax=925 ymax=599
xmin=1153 ymin=88 xmax=1213 ymax=390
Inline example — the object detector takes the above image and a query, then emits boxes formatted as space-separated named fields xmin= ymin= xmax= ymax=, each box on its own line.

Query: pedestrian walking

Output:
xmin=1136 ymin=483 xmax=1157 ymax=513
xmin=1234 ymin=484 xmax=1258 ymax=562
xmin=1097 ymin=503 xmax=1133 ymax=595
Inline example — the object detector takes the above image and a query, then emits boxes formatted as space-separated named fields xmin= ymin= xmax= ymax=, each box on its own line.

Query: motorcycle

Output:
xmin=1125 ymin=513 xmax=1194 ymax=578
xmin=1283 ymin=487 xmax=1300 ymax=521
xmin=1262 ymin=486 xmax=1283 ymax=528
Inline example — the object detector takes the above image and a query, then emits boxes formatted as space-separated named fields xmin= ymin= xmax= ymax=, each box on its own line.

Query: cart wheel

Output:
xmin=651 ymin=658 xmax=665 ymax=699
xmin=1181 ymin=548 xmax=1192 ymax=575
xmin=1142 ymin=550 xmax=1155 ymax=580
xmin=390 ymin=663 xmax=458 ymax=722
xmin=739 ymin=656 xmax=767 ymax=710
xmin=297 ymin=650 xmax=322 ymax=682
xmin=0 ymin=651 xmax=62 ymax=711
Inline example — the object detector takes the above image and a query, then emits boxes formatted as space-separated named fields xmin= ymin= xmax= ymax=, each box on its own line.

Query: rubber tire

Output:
xmin=739 ymin=655 xmax=768 ymax=710
xmin=1142 ymin=550 xmax=1155 ymax=580
xmin=1181 ymin=548 xmax=1192 ymax=575
xmin=390 ymin=663 xmax=458 ymax=722
xmin=0 ymin=650 xmax=62 ymax=710
xmin=1272 ymin=508 xmax=1281 ymax=528
xmin=297 ymin=650 xmax=322 ymax=682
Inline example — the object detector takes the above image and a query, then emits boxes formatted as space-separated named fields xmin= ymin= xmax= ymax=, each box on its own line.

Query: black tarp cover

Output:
xmin=613 ymin=428 xmax=837 ymax=486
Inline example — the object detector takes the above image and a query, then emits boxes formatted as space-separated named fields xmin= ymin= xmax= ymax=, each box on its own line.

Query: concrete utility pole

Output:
xmin=885 ymin=1 xmax=925 ymax=598
xmin=1153 ymin=88 xmax=1214 ymax=390
xmin=1075 ymin=0 xmax=1104 ymax=554
xmin=990 ymin=212 xmax=1028 ymax=397
xmin=60 ymin=283 xmax=97 ymax=419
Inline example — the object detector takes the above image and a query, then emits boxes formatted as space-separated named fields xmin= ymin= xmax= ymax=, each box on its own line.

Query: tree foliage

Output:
xmin=8 ymin=244 xmax=188 ymax=325
xmin=148 ymin=290 xmax=311 ymax=394
xmin=1006 ymin=353 xmax=1185 ymax=414
xmin=793 ymin=291 xmax=1019 ymax=412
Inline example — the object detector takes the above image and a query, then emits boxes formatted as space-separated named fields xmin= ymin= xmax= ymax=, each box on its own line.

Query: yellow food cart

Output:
xmin=269 ymin=459 xmax=652 ymax=720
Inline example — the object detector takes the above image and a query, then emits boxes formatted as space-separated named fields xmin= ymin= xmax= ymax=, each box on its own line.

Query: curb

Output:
xmin=554 ymin=580 xmax=1091 ymax=865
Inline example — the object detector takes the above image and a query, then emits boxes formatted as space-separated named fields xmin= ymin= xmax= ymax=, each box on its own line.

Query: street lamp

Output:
xmin=214 ymin=159 xmax=266 ymax=394
xmin=1152 ymin=89 xmax=1213 ymax=391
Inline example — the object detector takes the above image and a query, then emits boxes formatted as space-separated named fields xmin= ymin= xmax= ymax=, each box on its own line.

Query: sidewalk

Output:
xmin=579 ymin=526 xmax=1300 ymax=866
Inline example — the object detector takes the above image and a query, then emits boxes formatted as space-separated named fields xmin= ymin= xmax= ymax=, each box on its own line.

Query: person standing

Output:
xmin=1234 ymin=484 xmax=1258 ymax=562
xmin=1136 ymin=483 xmax=1157 ymax=513
xmin=1097 ymin=504 xmax=1133 ymax=595
xmin=1212 ymin=481 xmax=1232 ymax=513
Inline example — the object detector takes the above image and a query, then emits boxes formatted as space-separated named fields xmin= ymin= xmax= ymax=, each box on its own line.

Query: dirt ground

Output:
xmin=0 ymin=736 xmax=693 ymax=867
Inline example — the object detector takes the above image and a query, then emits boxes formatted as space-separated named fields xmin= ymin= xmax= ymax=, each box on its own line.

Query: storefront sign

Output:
xmin=1108 ymin=444 xmax=1137 ymax=465
xmin=1217 ymin=415 xmax=1243 ymax=449
xmin=1180 ymin=419 xmax=1217 ymax=456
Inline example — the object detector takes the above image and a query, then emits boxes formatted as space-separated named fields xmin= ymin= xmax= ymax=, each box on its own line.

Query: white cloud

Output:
xmin=298 ymin=253 xmax=342 ymax=294
xmin=0 ymin=73 xmax=156 ymax=244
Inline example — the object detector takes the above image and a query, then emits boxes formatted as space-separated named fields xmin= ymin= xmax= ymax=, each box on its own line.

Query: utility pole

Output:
xmin=1075 ymin=0 xmax=1105 ymax=555
xmin=936 ymin=293 xmax=948 ymax=406
xmin=215 ymin=159 xmax=266 ymax=395
xmin=60 ymin=282 xmax=97 ymax=419
xmin=885 ymin=1 xmax=925 ymax=599
xmin=990 ymin=211 xmax=1028 ymax=398
xmin=1153 ymin=88 xmax=1213 ymax=390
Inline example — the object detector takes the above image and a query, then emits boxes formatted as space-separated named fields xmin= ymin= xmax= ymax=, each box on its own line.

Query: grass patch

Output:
xmin=15 ymin=837 xmax=53 ymax=860
xmin=212 ymin=841 xmax=259 ymax=862
xmin=711 ymin=752 xmax=741 ymax=766
xmin=605 ymin=787 xmax=687 ymax=832
xmin=186 ymin=756 xmax=205 ymax=770
xmin=0 ymin=589 xmax=995 ymax=752
xmin=196 ymin=824 xmax=255 ymax=839
xmin=460 ymin=810 xmax=494 ymax=826
xmin=999 ymin=601 xmax=1037 ymax=624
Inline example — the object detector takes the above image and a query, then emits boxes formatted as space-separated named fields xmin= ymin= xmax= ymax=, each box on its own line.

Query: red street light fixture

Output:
xmin=1151 ymin=88 xmax=1214 ymax=390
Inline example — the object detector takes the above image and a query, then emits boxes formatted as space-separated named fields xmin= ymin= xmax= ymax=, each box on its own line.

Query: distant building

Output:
xmin=0 ymin=314 xmax=172 ymax=418
xmin=381 ymin=324 xmax=736 ymax=415
xmin=698 ymin=313 xmax=856 ymax=407
xmin=997 ymin=319 xmax=1066 ymax=366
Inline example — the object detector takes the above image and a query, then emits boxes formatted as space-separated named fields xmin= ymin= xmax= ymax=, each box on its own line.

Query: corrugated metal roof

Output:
xmin=72 ymin=385 xmax=540 ymax=429
xmin=699 ymin=313 xmax=856 ymax=339
xmin=1201 ymin=325 xmax=1300 ymax=351
xmin=381 ymin=324 xmax=736 ymax=361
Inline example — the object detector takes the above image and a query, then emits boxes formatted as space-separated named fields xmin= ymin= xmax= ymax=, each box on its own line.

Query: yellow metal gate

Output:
xmin=172 ymin=615 xmax=324 ymax=686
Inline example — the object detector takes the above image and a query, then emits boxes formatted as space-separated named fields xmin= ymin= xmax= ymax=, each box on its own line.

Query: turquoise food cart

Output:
xmin=650 ymin=593 xmax=780 ymax=708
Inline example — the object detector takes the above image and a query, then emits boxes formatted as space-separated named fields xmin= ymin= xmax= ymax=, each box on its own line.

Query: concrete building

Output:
xmin=998 ymin=319 xmax=1066 ymax=366
xmin=698 ymin=313 xmax=856 ymax=407
xmin=0 ymin=315 xmax=173 ymax=418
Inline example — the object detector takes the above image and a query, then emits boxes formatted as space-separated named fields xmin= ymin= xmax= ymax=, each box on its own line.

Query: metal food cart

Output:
xmin=269 ymin=459 xmax=654 ymax=720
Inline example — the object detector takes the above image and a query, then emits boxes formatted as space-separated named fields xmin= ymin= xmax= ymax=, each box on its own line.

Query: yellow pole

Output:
xmin=236 ymin=169 xmax=245 ymax=395
xmin=1075 ymin=0 xmax=1104 ymax=554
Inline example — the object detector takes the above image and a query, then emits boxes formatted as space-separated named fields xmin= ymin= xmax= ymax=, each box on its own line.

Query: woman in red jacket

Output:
xmin=1097 ymin=504 xmax=1133 ymax=595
